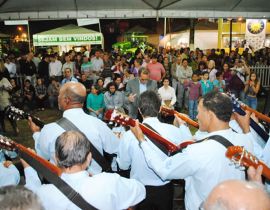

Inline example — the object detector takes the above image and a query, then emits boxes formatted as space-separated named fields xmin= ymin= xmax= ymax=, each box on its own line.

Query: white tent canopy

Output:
xmin=0 ymin=0 xmax=270 ymax=20
xmin=33 ymin=24 xmax=103 ymax=47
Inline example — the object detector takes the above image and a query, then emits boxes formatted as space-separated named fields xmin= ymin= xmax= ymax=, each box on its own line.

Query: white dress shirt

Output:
xmin=33 ymin=108 xmax=120 ymax=175
xmin=158 ymin=86 xmax=177 ymax=107
xmin=140 ymin=128 xmax=253 ymax=210
xmin=49 ymin=60 xmax=62 ymax=77
xmin=25 ymin=167 xmax=146 ymax=210
xmin=4 ymin=62 xmax=16 ymax=78
xmin=117 ymin=117 xmax=192 ymax=186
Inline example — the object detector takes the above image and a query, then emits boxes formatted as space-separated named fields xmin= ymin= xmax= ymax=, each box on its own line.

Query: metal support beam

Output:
xmin=230 ymin=0 xmax=243 ymax=11
xmin=0 ymin=0 xmax=9 ymax=8
xmin=159 ymin=0 xmax=182 ymax=10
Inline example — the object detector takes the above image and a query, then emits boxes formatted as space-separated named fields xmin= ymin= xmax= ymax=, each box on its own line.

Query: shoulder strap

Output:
xmin=195 ymin=135 xmax=234 ymax=148
xmin=57 ymin=117 xmax=112 ymax=172
xmin=206 ymin=135 xmax=234 ymax=148
xmin=143 ymin=123 xmax=169 ymax=156
xmin=19 ymin=151 xmax=97 ymax=210
xmin=173 ymin=134 xmax=234 ymax=156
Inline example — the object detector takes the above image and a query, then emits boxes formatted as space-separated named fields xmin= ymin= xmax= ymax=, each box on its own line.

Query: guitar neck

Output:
xmin=161 ymin=107 xmax=199 ymax=128
xmin=15 ymin=142 xmax=62 ymax=176
xmin=233 ymin=106 xmax=269 ymax=142
xmin=138 ymin=122 xmax=180 ymax=153
xmin=26 ymin=114 xmax=45 ymax=128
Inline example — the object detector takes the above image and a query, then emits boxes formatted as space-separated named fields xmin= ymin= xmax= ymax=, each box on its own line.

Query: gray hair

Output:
xmin=0 ymin=185 xmax=44 ymax=210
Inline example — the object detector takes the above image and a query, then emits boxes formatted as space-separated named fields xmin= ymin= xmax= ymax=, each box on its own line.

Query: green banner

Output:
xmin=33 ymin=34 xmax=102 ymax=46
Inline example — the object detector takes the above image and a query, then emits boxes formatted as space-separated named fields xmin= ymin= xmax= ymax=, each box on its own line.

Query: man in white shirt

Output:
xmin=117 ymin=90 xmax=192 ymax=210
xmin=62 ymin=53 xmax=75 ymax=76
xmin=28 ymin=82 xmax=120 ymax=175
xmin=4 ymin=57 xmax=16 ymax=78
xmin=131 ymin=91 xmax=254 ymax=210
xmin=91 ymin=50 xmax=104 ymax=76
xmin=49 ymin=54 xmax=62 ymax=82
xmin=176 ymin=58 xmax=193 ymax=109
xmin=23 ymin=130 xmax=146 ymax=210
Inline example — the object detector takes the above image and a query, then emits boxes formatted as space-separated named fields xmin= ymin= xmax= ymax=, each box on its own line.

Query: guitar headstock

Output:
xmin=104 ymin=109 xmax=135 ymax=127
xmin=0 ymin=135 xmax=17 ymax=152
xmin=226 ymin=146 xmax=259 ymax=170
xmin=5 ymin=106 xmax=28 ymax=121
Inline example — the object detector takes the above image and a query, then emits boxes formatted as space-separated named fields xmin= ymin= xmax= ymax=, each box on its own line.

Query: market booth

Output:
xmin=33 ymin=24 xmax=104 ymax=52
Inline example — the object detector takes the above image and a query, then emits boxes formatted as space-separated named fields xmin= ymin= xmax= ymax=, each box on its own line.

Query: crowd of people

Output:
xmin=0 ymin=45 xmax=270 ymax=210
xmin=0 ymin=46 xmax=266 ymax=125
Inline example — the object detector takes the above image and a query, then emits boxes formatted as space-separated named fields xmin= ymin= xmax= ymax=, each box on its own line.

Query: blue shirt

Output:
xmin=25 ymin=167 xmax=146 ymax=210
xmin=0 ymin=150 xmax=20 ymax=187
xmin=213 ymin=79 xmax=225 ymax=92
xmin=117 ymin=117 xmax=192 ymax=186
xmin=61 ymin=77 xmax=78 ymax=85
xmin=200 ymin=80 xmax=213 ymax=95
xmin=33 ymin=108 xmax=120 ymax=175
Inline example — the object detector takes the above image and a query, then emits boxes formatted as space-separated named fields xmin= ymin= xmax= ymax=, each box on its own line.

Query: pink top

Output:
xmin=147 ymin=62 xmax=165 ymax=81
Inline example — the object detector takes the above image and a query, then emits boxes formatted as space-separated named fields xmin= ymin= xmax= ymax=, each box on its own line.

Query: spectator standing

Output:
xmin=244 ymin=72 xmax=260 ymax=109
xmin=213 ymin=71 xmax=226 ymax=93
xmin=62 ymin=53 xmax=75 ymax=76
xmin=47 ymin=78 xmax=60 ymax=109
xmin=49 ymin=54 xmax=62 ymax=82
xmin=184 ymin=73 xmax=201 ymax=120
xmin=147 ymin=54 xmax=166 ymax=85
xmin=176 ymin=58 xmax=193 ymax=109
xmin=35 ymin=78 xmax=47 ymax=111
xmin=200 ymin=71 xmax=213 ymax=96
xmin=20 ymin=52 xmax=37 ymax=85
xmin=4 ymin=57 xmax=16 ymax=78
xmin=38 ymin=54 xmax=50 ymax=86
xmin=91 ymin=50 xmax=104 ymax=77
xmin=158 ymin=77 xmax=177 ymax=108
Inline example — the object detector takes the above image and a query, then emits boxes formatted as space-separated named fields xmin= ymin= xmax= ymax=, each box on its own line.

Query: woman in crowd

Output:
xmin=244 ymin=72 xmax=260 ymax=109
xmin=208 ymin=60 xmax=218 ymax=82
xmin=158 ymin=77 xmax=176 ymax=108
xmin=104 ymin=82 xmax=125 ymax=111
xmin=86 ymin=84 xmax=105 ymax=119
xmin=96 ymin=78 xmax=106 ymax=93
xmin=222 ymin=63 xmax=232 ymax=90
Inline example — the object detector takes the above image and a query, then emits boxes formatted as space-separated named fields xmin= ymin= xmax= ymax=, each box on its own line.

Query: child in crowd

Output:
xmin=213 ymin=71 xmax=226 ymax=93
xmin=244 ymin=72 xmax=260 ymax=109
xmin=35 ymin=78 xmax=47 ymax=111
xmin=200 ymin=71 xmax=213 ymax=95
xmin=184 ymin=73 xmax=201 ymax=120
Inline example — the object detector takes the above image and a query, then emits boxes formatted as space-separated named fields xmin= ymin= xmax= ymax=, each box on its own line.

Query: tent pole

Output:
xmin=164 ymin=17 xmax=167 ymax=48
xmin=27 ymin=23 xmax=31 ymax=52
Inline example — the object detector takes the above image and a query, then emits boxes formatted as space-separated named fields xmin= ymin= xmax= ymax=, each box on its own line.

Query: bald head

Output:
xmin=58 ymin=82 xmax=86 ymax=110
xmin=204 ymin=180 xmax=270 ymax=210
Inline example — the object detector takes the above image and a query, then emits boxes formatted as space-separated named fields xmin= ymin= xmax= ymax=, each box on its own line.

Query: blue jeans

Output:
xmin=246 ymin=96 xmax=257 ymax=110
xmin=189 ymin=99 xmax=198 ymax=120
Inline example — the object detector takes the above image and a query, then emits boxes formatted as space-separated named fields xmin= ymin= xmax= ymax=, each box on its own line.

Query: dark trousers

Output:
xmin=137 ymin=182 xmax=173 ymax=210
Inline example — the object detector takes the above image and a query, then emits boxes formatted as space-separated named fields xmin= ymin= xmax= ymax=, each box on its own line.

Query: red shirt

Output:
xmin=147 ymin=62 xmax=165 ymax=81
